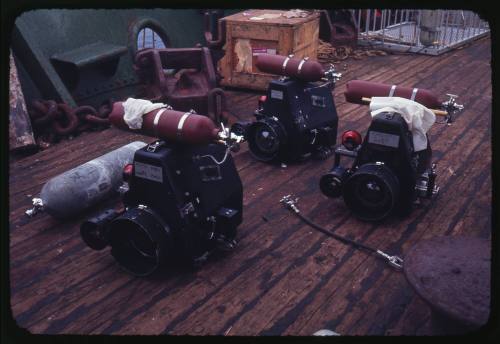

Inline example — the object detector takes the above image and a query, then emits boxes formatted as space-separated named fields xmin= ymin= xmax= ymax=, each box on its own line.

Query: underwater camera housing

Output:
xmin=81 ymin=140 xmax=243 ymax=276
xmin=320 ymin=111 xmax=438 ymax=221
xmin=232 ymin=54 xmax=341 ymax=162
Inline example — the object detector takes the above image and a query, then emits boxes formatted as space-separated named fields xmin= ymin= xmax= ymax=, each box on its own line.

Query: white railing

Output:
xmin=354 ymin=10 xmax=489 ymax=55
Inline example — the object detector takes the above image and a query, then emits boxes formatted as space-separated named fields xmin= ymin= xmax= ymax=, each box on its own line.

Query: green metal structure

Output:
xmin=11 ymin=9 xmax=225 ymax=108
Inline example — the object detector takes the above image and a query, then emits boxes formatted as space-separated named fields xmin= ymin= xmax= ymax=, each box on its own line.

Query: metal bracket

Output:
xmin=323 ymin=64 xmax=342 ymax=83
xmin=217 ymin=122 xmax=244 ymax=147
xmin=199 ymin=164 xmax=222 ymax=182
xmin=146 ymin=141 xmax=165 ymax=153
xmin=180 ymin=202 xmax=195 ymax=217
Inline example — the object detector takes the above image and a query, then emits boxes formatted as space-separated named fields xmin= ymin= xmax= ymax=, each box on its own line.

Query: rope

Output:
xmin=317 ymin=39 xmax=389 ymax=65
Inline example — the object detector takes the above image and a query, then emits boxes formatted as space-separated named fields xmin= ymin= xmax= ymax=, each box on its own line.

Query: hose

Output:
xmin=280 ymin=195 xmax=404 ymax=270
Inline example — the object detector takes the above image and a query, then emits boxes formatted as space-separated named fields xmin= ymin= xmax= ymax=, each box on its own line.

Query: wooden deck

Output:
xmin=9 ymin=36 xmax=491 ymax=335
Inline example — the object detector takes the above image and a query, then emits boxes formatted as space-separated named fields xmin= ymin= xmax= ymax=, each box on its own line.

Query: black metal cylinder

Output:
xmin=108 ymin=206 xmax=173 ymax=277
xmin=230 ymin=120 xmax=252 ymax=137
xmin=320 ymin=166 xmax=347 ymax=198
xmin=246 ymin=118 xmax=287 ymax=162
xmin=80 ymin=209 xmax=119 ymax=250
xmin=343 ymin=163 xmax=400 ymax=221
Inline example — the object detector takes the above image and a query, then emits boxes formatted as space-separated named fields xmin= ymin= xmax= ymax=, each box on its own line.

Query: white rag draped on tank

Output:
xmin=122 ymin=98 xmax=169 ymax=129
xmin=369 ymin=96 xmax=436 ymax=152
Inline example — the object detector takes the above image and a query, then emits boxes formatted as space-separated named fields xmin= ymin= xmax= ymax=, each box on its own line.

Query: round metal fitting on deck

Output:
xmin=403 ymin=236 xmax=490 ymax=334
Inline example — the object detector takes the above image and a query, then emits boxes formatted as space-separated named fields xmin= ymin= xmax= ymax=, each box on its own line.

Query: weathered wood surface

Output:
xmin=219 ymin=9 xmax=319 ymax=91
xmin=9 ymin=50 xmax=36 ymax=151
xmin=9 ymin=36 xmax=491 ymax=335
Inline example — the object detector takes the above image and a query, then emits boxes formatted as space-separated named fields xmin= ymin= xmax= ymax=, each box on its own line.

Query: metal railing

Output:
xmin=354 ymin=10 xmax=489 ymax=55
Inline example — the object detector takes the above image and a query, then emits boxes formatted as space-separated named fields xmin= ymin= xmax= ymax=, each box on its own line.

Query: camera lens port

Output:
xmin=343 ymin=163 xmax=400 ymax=221
xmin=108 ymin=206 xmax=172 ymax=276
xmin=247 ymin=119 xmax=286 ymax=162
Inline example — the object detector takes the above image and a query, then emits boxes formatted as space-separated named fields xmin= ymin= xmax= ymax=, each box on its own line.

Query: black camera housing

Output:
xmin=234 ymin=78 xmax=339 ymax=162
xmin=81 ymin=140 xmax=243 ymax=276
xmin=320 ymin=111 xmax=436 ymax=221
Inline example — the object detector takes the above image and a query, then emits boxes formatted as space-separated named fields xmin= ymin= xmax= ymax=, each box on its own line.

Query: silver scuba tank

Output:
xmin=25 ymin=141 xmax=147 ymax=219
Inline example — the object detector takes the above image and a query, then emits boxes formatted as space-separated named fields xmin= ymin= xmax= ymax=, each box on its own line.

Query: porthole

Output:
xmin=137 ymin=27 xmax=167 ymax=51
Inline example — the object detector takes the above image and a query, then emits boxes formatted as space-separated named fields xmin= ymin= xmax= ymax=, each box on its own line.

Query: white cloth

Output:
xmin=369 ymin=96 xmax=436 ymax=151
xmin=122 ymin=98 xmax=169 ymax=129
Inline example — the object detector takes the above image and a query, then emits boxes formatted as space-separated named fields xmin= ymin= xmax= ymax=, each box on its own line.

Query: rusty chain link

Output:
xmin=29 ymin=99 xmax=113 ymax=144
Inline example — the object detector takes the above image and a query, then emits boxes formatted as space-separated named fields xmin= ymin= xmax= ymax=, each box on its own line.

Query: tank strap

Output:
xmin=297 ymin=57 xmax=309 ymax=75
xmin=411 ymin=88 xmax=419 ymax=101
xmin=388 ymin=85 xmax=397 ymax=97
xmin=153 ymin=108 xmax=167 ymax=136
xmin=177 ymin=112 xmax=191 ymax=138
xmin=282 ymin=55 xmax=292 ymax=73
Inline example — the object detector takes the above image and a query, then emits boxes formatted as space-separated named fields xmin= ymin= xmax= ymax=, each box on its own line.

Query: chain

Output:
xmin=29 ymin=99 xmax=114 ymax=144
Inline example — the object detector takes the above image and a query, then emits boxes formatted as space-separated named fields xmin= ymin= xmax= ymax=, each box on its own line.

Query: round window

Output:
xmin=137 ymin=27 xmax=167 ymax=51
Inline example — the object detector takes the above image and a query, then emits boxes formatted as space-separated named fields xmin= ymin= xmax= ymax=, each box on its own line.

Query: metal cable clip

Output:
xmin=280 ymin=194 xmax=300 ymax=214
xmin=376 ymin=250 xmax=404 ymax=270
xmin=146 ymin=141 xmax=164 ymax=152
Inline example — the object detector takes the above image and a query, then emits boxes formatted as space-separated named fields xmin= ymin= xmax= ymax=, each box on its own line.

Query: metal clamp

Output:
xmin=153 ymin=108 xmax=168 ymax=136
xmin=146 ymin=141 xmax=165 ymax=153
xmin=180 ymin=202 xmax=195 ymax=216
xmin=282 ymin=54 xmax=294 ymax=73
xmin=388 ymin=85 xmax=397 ymax=97
xmin=297 ymin=57 xmax=309 ymax=75
xmin=376 ymin=250 xmax=404 ymax=270
xmin=411 ymin=88 xmax=419 ymax=101
xmin=177 ymin=111 xmax=193 ymax=138
xmin=280 ymin=194 xmax=300 ymax=214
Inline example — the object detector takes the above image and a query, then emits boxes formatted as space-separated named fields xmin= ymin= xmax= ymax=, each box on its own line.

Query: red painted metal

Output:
xmin=29 ymin=99 xmax=112 ymax=143
xmin=109 ymin=101 xmax=220 ymax=145
xmin=255 ymin=54 xmax=326 ymax=82
xmin=133 ymin=47 xmax=227 ymax=124
xmin=344 ymin=80 xmax=442 ymax=109
xmin=341 ymin=130 xmax=362 ymax=150
xmin=123 ymin=163 xmax=134 ymax=182
xmin=319 ymin=10 xmax=358 ymax=47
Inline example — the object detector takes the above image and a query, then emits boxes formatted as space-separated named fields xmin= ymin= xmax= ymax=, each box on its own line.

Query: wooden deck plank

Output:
xmin=280 ymin=110 xmax=492 ymax=335
xmin=9 ymin=36 xmax=491 ymax=335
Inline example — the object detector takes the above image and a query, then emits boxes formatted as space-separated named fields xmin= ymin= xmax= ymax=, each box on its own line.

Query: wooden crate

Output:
xmin=218 ymin=9 xmax=320 ymax=91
